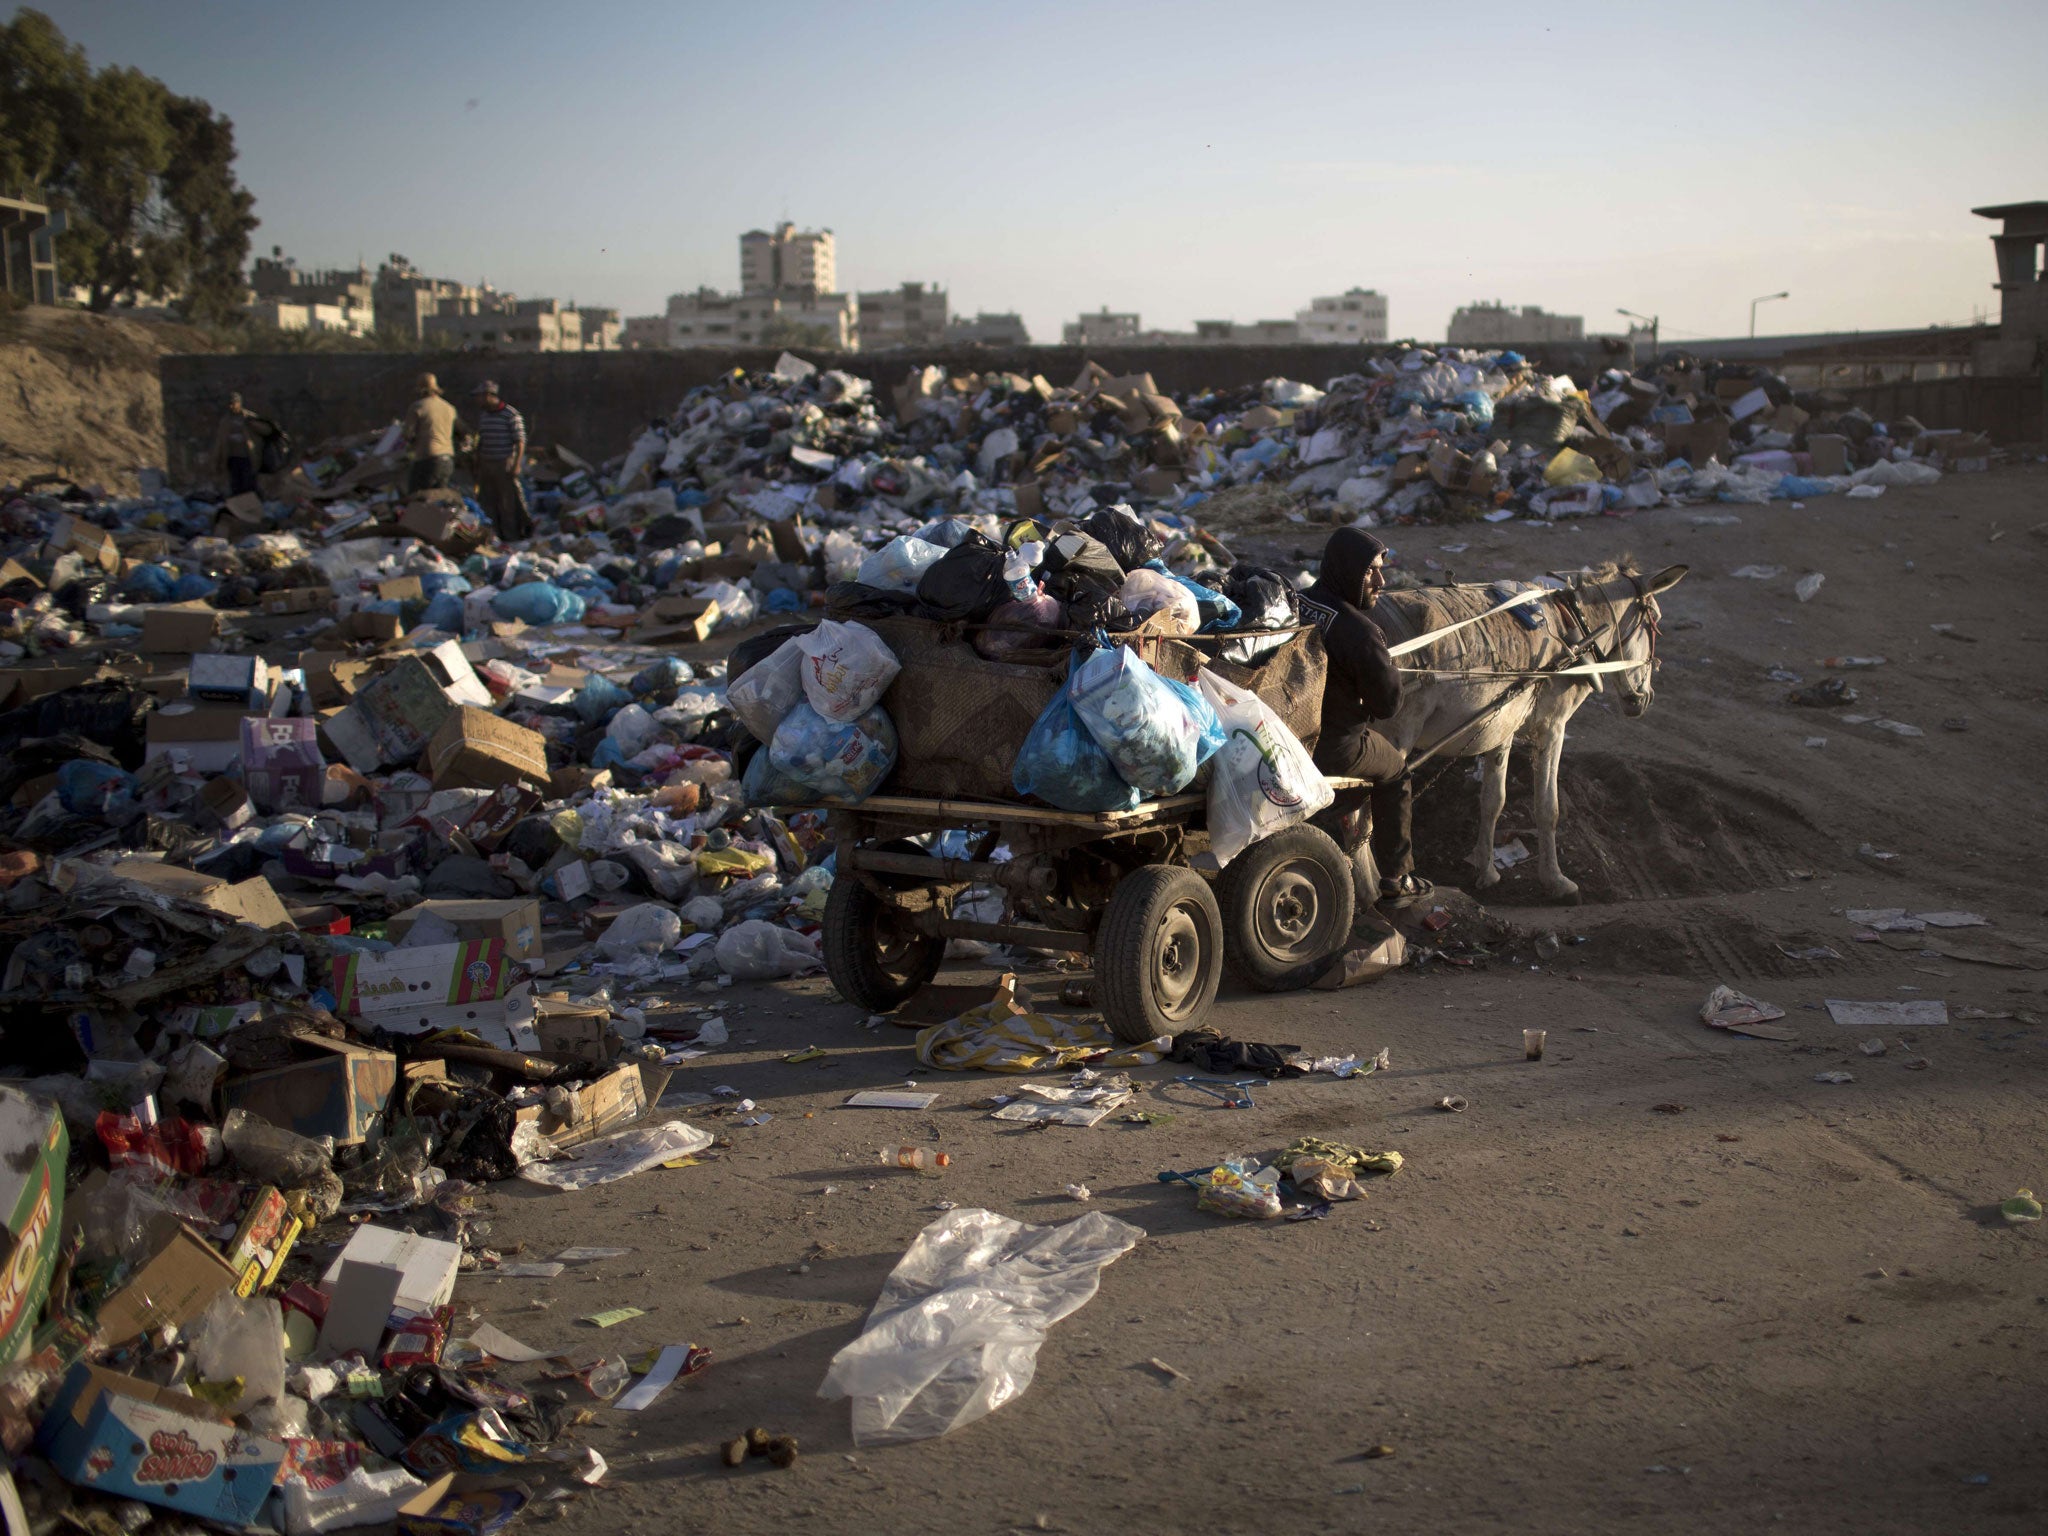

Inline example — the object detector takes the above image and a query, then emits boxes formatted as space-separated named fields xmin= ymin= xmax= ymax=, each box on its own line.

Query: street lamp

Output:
xmin=1617 ymin=307 xmax=1658 ymax=360
xmin=1749 ymin=291 xmax=1788 ymax=339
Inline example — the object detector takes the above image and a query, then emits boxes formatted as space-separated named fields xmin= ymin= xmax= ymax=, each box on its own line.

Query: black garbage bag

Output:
xmin=0 ymin=683 xmax=155 ymax=770
xmin=914 ymin=532 xmax=1008 ymax=623
xmin=1079 ymin=506 xmax=1163 ymax=575
xmin=726 ymin=622 xmax=814 ymax=685
xmin=1221 ymin=565 xmax=1297 ymax=630
xmin=824 ymin=580 xmax=918 ymax=621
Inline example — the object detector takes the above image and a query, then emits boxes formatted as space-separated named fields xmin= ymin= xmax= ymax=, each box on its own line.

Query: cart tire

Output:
xmin=823 ymin=843 xmax=946 ymax=1012
xmin=1216 ymin=823 xmax=1356 ymax=993
xmin=1096 ymin=864 xmax=1223 ymax=1043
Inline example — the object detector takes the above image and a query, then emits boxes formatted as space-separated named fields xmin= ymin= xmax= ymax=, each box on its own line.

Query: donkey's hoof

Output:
xmin=1470 ymin=863 xmax=1501 ymax=890
xmin=1541 ymin=878 xmax=1581 ymax=904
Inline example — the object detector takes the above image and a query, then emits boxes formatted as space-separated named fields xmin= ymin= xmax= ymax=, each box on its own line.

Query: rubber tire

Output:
xmin=822 ymin=846 xmax=946 ymax=1012
xmin=1095 ymin=864 xmax=1224 ymax=1044
xmin=1215 ymin=822 xmax=1357 ymax=993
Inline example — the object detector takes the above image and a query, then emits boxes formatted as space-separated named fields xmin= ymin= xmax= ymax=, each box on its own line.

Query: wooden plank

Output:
xmin=848 ymin=791 xmax=1203 ymax=828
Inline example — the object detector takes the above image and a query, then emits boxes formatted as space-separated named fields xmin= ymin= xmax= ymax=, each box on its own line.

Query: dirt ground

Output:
xmin=456 ymin=467 xmax=2047 ymax=1535
xmin=0 ymin=307 xmax=212 ymax=492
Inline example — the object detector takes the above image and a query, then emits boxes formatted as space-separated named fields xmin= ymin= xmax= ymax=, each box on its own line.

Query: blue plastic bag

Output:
xmin=1157 ymin=674 xmax=1226 ymax=767
xmin=1455 ymin=388 xmax=1495 ymax=428
xmin=769 ymin=703 xmax=898 ymax=803
xmin=57 ymin=761 xmax=137 ymax=819
xmin=490 ymin=582 xmax=586 ymax=625
xmin=913 ymin=516 xmax=977 ymax=549
xmin=119 ymin=565 xmax=177 ymax=603
xmin=1067 ymin=645 xmax=1208 ymax=795
xmin=629 ymin=656 xmax=694 ymax=695
xmin=420 ymin=592 xmax=465 ymax=631
xmin=573 ymin=673 xmax=633 ymax=724
xmin=742 ymin=743 xmax=820 ymax=807
xmin=1012 ymin=692 xmax=1141 ymax=813
xmin=1776 ymin=475 xmax=1839 ymax=500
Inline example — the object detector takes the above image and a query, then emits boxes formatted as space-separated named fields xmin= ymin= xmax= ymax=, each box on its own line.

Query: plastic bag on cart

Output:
xmin=858 ymin=535 xmax=946 ymax=593
xmin=818 ymin=1207 xmax=1143 ymax=1446
xmin=796 ymin=620 xmax=901 ymax=722
xmin=1113 ymin=568 xmax=1198 ymax=634
xmin=974 ymin=594 xmax=1066 ymax=661
xmin=743 ymin=742 xmax=822 ymax=807
xmin=1067 ymin=645 xmax=1218 ymax=796
xmin=770 ymin=702 xmax=898 ymax=803
xmin=728 ymin=637 xmax=807 ymax=740
xmin=1219 ymin=566 xmax=1297 ymax=663
xmin=1197 ymin=669 xmax=1333 ymax=867
xmin=1012 ymin=692 xmax=1140 ymax=813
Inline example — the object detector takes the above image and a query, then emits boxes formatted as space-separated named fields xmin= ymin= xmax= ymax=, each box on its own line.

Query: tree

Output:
xmin=761 ymin=317 xmax=837 ymax=351
xmin=0 ymin=9 xmax=256 ymax=321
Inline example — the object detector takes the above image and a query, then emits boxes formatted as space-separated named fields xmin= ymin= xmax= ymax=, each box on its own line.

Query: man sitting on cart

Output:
xmin=1297 ymin=527 xmax=1434 ymax=908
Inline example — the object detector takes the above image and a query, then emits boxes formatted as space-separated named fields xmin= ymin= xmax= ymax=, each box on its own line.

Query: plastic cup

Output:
xmin=1523 ymin=1029 xmax=1546 ymax=1061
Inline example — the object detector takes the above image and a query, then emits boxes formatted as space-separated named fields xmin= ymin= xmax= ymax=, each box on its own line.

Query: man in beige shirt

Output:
xmin=402 ymin=373 xmax=461 ymax=492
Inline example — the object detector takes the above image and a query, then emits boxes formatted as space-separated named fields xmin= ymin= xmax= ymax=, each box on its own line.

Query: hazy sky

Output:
xmin=34 ymin=0 xmax=2048 ymax=343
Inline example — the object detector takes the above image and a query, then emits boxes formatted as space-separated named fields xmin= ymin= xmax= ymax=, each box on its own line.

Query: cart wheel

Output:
xmin=1216 ymin=823 xmax=1356 ymax=993
xmin=822 ymin=844 xmax=946 ymax=1012
xmin=1096 ymin=865 xmax=1223 ymax=1044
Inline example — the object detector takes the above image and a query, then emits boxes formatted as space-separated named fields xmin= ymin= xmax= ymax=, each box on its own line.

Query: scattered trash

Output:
xmin=817 ymin=1208 xmax=1141 ymax=1444
xmin=1813 ymin=1071 xmax=1856 ymax=1085
xmin=1492 ymin=839 xmax=1532 ymax=870
xmin=1523 ymin=1029 xmax=1547 ymax=1061
xmin=1435 ymin=1096 xmax=1468 ymax=1113
xmin=1699 ymin=985 xmax=1797 ymax=1041
xmin=2000 ymin=1190 xmax=2042 ymax=1225
xmin=1787 ymin=677 xmax=1856 ymax=707
xmin=1064 ymin=1183 xmax=1093 ymax=1202
xmin=1794 ymin=572 xmax=1825 ymax=602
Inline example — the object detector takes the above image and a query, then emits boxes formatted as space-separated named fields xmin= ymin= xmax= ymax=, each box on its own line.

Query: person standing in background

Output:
xmin=211 ymin=393 xmax=261 ymax=498
xmin=402 ymin=372 xmax=460 ymax=492
xmin=471 ymin=380 xmax=530 ymax=540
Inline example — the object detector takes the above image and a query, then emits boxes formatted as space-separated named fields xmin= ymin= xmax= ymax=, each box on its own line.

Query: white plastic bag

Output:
xmin=189 ymin=1292 xmax=286 ymax=1415
xmin=857 ymin=535 xmax=944 ymax=592
xmin=715 ymin=918 xmax=821 ymax=980
xmin=1114 ymin=568 xmax=1198 ymax=634
xmin=1849 ymin=459 xmax=1941 ymax=488
xmin=796 ymin=620 xmax=901 ymax=722
xmin=598 ymin=902 xmax=682 ymax=960
xmin=727 ymin=637 xmax=807 ymax=741
xmin=1197 ymin=669 xmax=1334 ymax=867
xmin=818 ymin=1208 xmax=1142 ymax=1445
xmin=518 ymin=1120 xmax=713 ymax=1191
xmin=769 ymin=703 xmax=898 ymax=802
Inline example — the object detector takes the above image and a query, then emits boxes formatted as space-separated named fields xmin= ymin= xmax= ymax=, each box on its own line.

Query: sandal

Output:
xmin=1377 ymin=873 xmax=1435 ymax=908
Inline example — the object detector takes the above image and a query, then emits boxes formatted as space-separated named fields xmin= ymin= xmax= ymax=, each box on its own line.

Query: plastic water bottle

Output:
xmin=877 ymin=1146 xmax=950 ymax=1176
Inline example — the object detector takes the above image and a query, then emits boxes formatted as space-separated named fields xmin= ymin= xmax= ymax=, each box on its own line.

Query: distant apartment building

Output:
xmin=424 ymin=297 xmax=596 ymax=353
xmin=663 ymin=285 xmax=856 ymax=350
xmin=947 ymin=311 xmax=1032 ymax=347
xmin=578 ymin=306 xmax=622 ymax=350
xmin=1296 ymin=288 xmax=1388 ymax=343
xmin=621 ymin=314 xmax=669 ymax=350
xmin=371 ymin=254 xmax=477 ymax=340
xmin=857 ymin=282 xmax=948 ymax=350
xmin=1063 ymin=307 xmax=1141 ymax=346
xmin=740 ymin=223 xmax=835 ymax=295
xmin=1447 ymin=302 xmax=1584 ymax=348
xmin=246 ymin=297 xmax=372 ymax=337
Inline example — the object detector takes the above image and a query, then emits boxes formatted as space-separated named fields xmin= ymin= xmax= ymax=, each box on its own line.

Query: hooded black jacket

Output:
xmin=1298 ymin=527 xmax=1401 ymax=743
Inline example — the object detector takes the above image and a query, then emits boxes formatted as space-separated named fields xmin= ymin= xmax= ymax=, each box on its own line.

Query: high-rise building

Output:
xmin=1296 ymin=288 xmax=1389 ymax=343
xmin=740 ymin=222 xmax=835 ymax=295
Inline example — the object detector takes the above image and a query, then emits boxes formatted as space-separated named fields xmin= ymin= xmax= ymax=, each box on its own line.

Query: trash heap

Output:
xmin=0 ymin=339 xmax=1997 ymax=1521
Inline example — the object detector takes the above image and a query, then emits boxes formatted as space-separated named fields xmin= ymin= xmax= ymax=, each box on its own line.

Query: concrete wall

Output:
xmin=1835 ymin=373 xmax=2045 ymax=446
xmin=159 ymin=339 xmax=1623 ymax=488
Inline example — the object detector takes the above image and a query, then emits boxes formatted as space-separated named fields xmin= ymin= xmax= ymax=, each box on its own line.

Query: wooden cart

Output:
xmin=821 ymin=780 xmax=1366 ymax=1043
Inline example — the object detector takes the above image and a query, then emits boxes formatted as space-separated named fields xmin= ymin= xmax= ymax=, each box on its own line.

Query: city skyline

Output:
xmin=27 ymin=0 xmax=2047 ymax=346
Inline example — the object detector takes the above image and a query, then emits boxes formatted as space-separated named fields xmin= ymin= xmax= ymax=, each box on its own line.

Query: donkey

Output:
xmin=1368 ymin=561 xmax=1687 ymax=902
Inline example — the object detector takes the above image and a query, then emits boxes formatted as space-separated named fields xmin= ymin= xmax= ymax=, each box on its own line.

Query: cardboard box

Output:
xmin=636 ymin=595 xmax=719 ymax=643
xmin=512 ymin=1062 xmax=668 ymax=1148
xmin=44 ymin=514 xmax=119 ymax=572
xmin=139 ymin=606 xmax=220 ymax=655
xmin=378 ymin=576 xmax=424 ymax=604
xmin=534 ymin=995 xmax=612 ymax=1065
xmin=1426 ymin=441 xmax=1497 ymax=497
xmin=0 ymin=1088 xmax=66 ymax=1364
xmin=37 ymin=1364 xmax=286 ymax=1524
xmin=424 ymin=708 xmax=549 ymax=792
xmin=331 ymin=941 xmax=515 ymax=1020
xmin=432 ymin=783 xmax=542 ymax=853
xmin=355 ymin=657 xmax=460 ymax=764
xmin=143 ymin=702 xmax=259 ymax=774
xmin=396 ymin=1479 xmax=519 ymax=1536
xmin=261 ymin=587 xmax=334 ymax=616
xmin=188 ymin=653 xmax=267 ymax=705
xmin=321 ymin=1225 xmax=461 ymax=1319
xmin=222 ymin=1039 xmax=398 ymax=1146
xmin=96 ymin=1225 xmax=241 ymax=1343
xmin=387 ymin=899 xmax=543 ymax=961
xmin=222 ymin=1187 xmax=300 ymax=1295
xmin=1658 ymin=418 xmax=1731 ymax=467
xmin=197 ymin=776 xmax=254 ymax=831
xmin=1806 ymin=433 xmax=1850 ymax=476
xmin=241 ymin=716 xmax=325 ymax=813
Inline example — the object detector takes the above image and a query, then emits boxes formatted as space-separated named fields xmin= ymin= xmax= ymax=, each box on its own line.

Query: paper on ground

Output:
xmin=496 ymin=1261 xmax=565 ymax=1279
xmin=1825 ymin=999 xmax=1949 ymax=1029
xmin=519 ymin=1120 xmax=713 ymax=1191
xmin=615 ymin=1344 xmax=692 ymax=1411
xmin=465 ymin=1322 xmax=551 ymax=1362
xmin=555 ymin=1247 xmax=631 ymax=1263
xmin=845 ymin=1090 xmax=939 ymax=1109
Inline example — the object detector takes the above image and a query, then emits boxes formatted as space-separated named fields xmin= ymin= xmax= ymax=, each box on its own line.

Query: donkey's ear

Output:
xmin=1646 ymin=564 xmax=1688 ymax=593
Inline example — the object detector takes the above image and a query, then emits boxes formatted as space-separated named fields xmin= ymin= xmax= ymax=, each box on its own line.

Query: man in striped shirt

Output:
xmin=470 ymin=380 xmax=532 ymax=540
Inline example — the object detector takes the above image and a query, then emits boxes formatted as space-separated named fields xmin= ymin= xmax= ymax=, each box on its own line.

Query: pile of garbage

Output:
xmin=0 ymin=339 xmax=1995 ymax=1523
